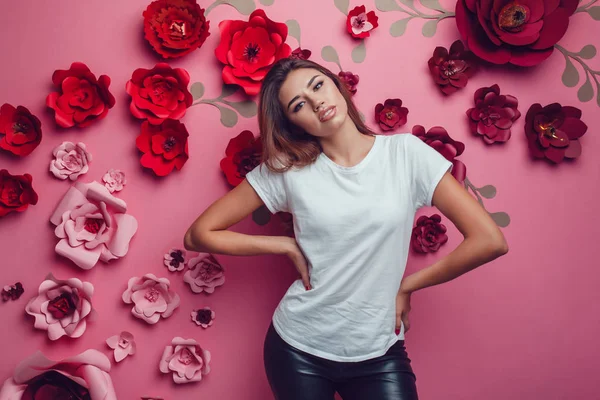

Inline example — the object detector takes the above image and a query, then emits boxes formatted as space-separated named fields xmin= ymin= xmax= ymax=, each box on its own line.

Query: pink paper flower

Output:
xmin=49 ymin=181 xmax=138 ymax=270
xmin=184 ymin=253 xmax=225 ymax=294
xmin=164 ymin=248 xmax=187 ymax=272
xmin=159 ymin=337 xmax=211 ymax=384
xmin=102 ymin=169 xmax=126 ymax=193
xmin=191 ymin=307 xmax=215 ymax=328
xmin=25 ymin=273 xmax=95 ymax=341
xmin=122 ymin=274 xmax=180 ymax=324
xmin=49 ymin=141 xmax=92 ymax=181
xmin=346 ymin=5 xmax=379 ymax=39
xmin=0 ymin=349 xmax=116 ymax=399
xmin=2 ymin=282 xmax=24 ymax=301
xmin=106 ymin=331 xmax=136 ymax=362
xmin=467 ymin=84 xmax=521 ymax=144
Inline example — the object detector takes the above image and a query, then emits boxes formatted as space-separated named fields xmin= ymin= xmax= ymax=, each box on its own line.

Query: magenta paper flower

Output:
xmin=467 ymin=84 xmax=521 ymax=144
xmin=25 ymin=273 xmax=95 ymax=341
xmin=411 ymin=214 xmax=448 ymax=253
xmin=159 ymin=337 xmax=211 ymax=384
xmin=346 ymin=5 xmax=379 ymax=39
xmin=338 ymin=71 xmax=359 ymax=96
xmin=164 ymin=248 xmax=187 ymax=272
xmin=184 ymin=253 xmax=225 ymax=294
xmin=49 ymin=141 xmax=92 ymax=181
xmin=102 ymin=169 xmax=126 ymax=193
xmin=2 ymin=282 xmax=24 ymax=301
xmin=191 ymin=307 xmax=215 ymax=328
xmin=122 ymin=274 xmax=180 ymax=324
xmin=49 ymin=181 xmax=138 ymax=270
xmin=0 ymin=349 xmax=116 ymax=399
xmin=375 ymin=99 xmax=409 ymax=131
xmin=412 ymin=125 xmax=467 ymax=184
xmin=106 ymin=331 xmax=136 ymax=362
xmin=428 ymin=40 xmax=476 ymax=95
xmin=290 ymin=47 xmax=312 ymax=60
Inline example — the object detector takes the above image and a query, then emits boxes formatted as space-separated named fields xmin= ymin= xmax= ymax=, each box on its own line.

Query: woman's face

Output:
xmin=278 ymin=68 xmax=348 ymax=138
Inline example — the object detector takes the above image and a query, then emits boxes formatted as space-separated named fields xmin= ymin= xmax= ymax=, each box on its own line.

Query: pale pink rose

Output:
xmin=164 ymin=248 xmax=186 ymax=272
xmin=159 ymin=337 xmax=211 ymax=384
xmin=0 ymin=349 xmax=116 ymax=399
xmin=183 ymin=253 xmax=225 ymax=294
xmin=49 ymin=141 xmax=92 ymax=181
xmin=49 ymin=181 xmax=138 ymax=270
xmin=191 ymin=307 xmax=215 ymax=328
xmin=122 ymin=274 xmax=180 ymax=324
xmin=106 ymin=331 xmax=136 ymax=362
xmin=25 ymin=273 xmax=95 ymax=341
xmin=102 ymin=169 xmax=126 ymax=193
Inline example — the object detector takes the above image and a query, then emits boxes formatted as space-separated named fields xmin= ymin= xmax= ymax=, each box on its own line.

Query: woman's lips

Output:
xmin=319 ymin=105 xmax=337 ymax=122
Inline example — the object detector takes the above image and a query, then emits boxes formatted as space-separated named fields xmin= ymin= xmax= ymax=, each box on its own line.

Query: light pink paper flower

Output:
xmin=106 ymin=331 xmax=136 ymax=362
xmin=164 ymin=248 xmax=186 ymax=272
xmin=191 ymin=307 xmax=215 ymax=328
xmin=159 ymin=337 xmax=211 ymax=384
xmin=122 ymin=274 xmax=180 ymax=324
xmin=49 ymin=181 xmax=138 ymax=270
xmin=49 ymin=141 xmax=92 ymax=181
xmin=102 ymin=169 xmax=126 ymax=193
xmin=183 ymin=253 xmax=225 ymax=294
xmin=0 ymin=349 xmax=116 ymax=399
xmin=25 ymin=273 xmax=95 ymax=341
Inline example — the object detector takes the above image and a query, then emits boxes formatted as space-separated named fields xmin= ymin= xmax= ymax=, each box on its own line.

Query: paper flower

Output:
xmin=143 ymin=0 xmax=211 ymax=59
xmin=290 ymin=47 xmax=312 ymax=60
xmin=164 ymin=248 xmax=187 ymax=272
xmin=49 ymin=181 xmax=138 ymax=270
xmin=136 ymin=120 xmax=189 ymax=177
xmin=49 ymin=141 xmax=92 ymax=181
xmin=2 ymin=282 xmax=24 ymax=301
xmin=0 ymin=104 xmax=42 ymax=157
xmin=411 ymin=214 xmax=448 ymax=253
xmin=46 ymin=62 xmax=116 ymax=128
xmin=106 ymin=331 xmax=136 ymax=362
xmin=467 ymin=84 xmax=521 ymax=144
xmin=215 ymin=9 xmax=292 ymax=96
xmin=455 ymin=0 xmax=578 ymax=66
xmin=25 ymin=273 xmax=95 ymax=340
xmin=338 ymin=71 xmax=359 ymax=96
xmin=375 ymin=99 xmax=409 ymax=132
xmin=126 ymin=63 xmax=193 ymax=125
xmin=191 ymin=307 xmax=215 ymax=328
xmin=525 ymin=103 xmax=588 ymax=163
xmin=0 ymin=169 xmax=38 ymax=218
xmin=159 ymin=337 xmax=211 ymax=384
xmin=184 ymin=253 xmax=225 ymax=294
xmin=103 ymin=169 xmax=126 ymax=193
xmin=122 ymin=274 xmax=180 ymax=324
xmin=411 ymin=126 xmax=467 ymax=184
xmin=428 ymin=40 xmax=476 ymax=95
xmin=346 ymin=5 xmax=379 ymax=39
xmin=220 ymin=130 xmax=262 ymax=186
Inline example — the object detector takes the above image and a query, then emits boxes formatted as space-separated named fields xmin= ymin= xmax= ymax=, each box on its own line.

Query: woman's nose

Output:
xmin=313 ymin=100 xmax=325 ymax=112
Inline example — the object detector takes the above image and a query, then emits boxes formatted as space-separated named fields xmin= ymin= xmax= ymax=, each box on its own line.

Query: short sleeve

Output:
xmin=245 ymin=163 xmax=289 ymax=214
xmin=402 ymin=134 xmax=453 ymax=209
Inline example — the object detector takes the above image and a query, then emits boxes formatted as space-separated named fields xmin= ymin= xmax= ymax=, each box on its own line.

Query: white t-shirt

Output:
xmin=245 ymin=132 xmax=453 ymax=362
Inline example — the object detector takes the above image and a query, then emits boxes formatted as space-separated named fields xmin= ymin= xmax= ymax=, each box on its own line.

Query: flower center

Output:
xmin=236 ymin=148 xmax=261 ymax=175
xmin=47 ymin=292 xmax=77 ymax=319
xmin=244 ymin=43 xmax=260 ymax=62
xmin=385 ymin=111 xmax=395 ymax=120
xmin=152 ymin=81 xmax=173 ymax=101
xmin=169 ymin=250 xmax=185 ymax=267
xmin=442 ymin=60 xmax=467 ymax=76
xmin=118 ymin=338 xmax=130 ymax=348
xmin=169 ymin=20 xmax=187 ymax=39
xmin=179 ymin=348 xmax=194 ymax=365
xmin=144 ymin=288 xmax=160 ymax=302
xmin=196 ymin=309 xmax=212 ymax=324
xmin=498 ymin=3 xmax=528 ymax=32
xmin=538 ymin=120 xmax=565 ymax=141
xmin=12 ymin=121 xmax=31 ymax=134
xmin=84 ymin=218 xmax=103 ymax=234
xmin=163 ymin=136 xmax=177 ymax=152
xmin=353 ymin=16 xmax=366 ymax=29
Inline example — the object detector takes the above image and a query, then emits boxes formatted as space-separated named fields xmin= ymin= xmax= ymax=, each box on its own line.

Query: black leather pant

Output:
xmin=264 ymin=323 xmax=418 ymax=400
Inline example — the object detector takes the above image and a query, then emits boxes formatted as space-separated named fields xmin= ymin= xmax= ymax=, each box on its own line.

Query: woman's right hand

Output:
xmin=283 ymin=237 xmax=312 ymax=290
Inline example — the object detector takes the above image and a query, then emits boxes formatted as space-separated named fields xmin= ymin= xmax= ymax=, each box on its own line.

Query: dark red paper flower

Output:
xmin=0 ymin=104 xmax=42 ymax=157
xmin=375 ymin=99 xmax=409 ymax=132
xmin=411 ymin=214 xmax=448 ymax=253
xmin=143 ymin=0 xmax=211 ymax=59
xmin=126 ymin=63 xmax=193 ymax=125
xmin=22 ymin=371 xmax=91 ymax=399
xmin=338 ymin=71 xmax=359 ymax=96
xmin=290 ymin=47 xmax=312 ymax=60
xmin=136 ymin=119 xmax=189 ymax=176
xmin=428 ymin=40 xmax=476 ymax=95
xmin=346 ymin=5 xmax=379 ymax=39
xmin=525 ymin=103 xmax=588 ymax=163
xmin=455 ymin=0 xmax=578 ymax=66
xmin=0 ymin=169 xmax=38 ymax=218
xmin=46 ymin=62 xmax=115 ymax=128
xmin=220 ymin=130 xmax=262 ymax=187
xmin=215 ymin=9 xmax=292 ymax=96
xmin=467 ymin=84 xmax=520 ymax=144
xmin=276 ymin=211 xmax=294 ymax=236
xmin=1 ymin=282 xmax=24 ymax=301
xmin=411 ymin=125 xmax=467 ymax=183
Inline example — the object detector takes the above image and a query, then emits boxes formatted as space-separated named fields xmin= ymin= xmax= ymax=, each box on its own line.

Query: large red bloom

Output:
xmin=0 ymin=104 xmax=42 ymax=157
xmin=412 ymin=125 xmax=467 ymax=183
xmin=428 ymin=40 xmax=476 ymax=95
xmin=220 ymin=130 xmax=262 ymax=186
xmin=467 ymin=84 xmax=520 ymax=144
xmin=375 ymin=99 xmax=409 ymax=132
xmin=346 ymin=5 xmax=379 ymax=39
xmin=136 ymin=119 xmax=189 ymax=176
xmin=0 ymin=169 xmax=38 ymax=218
xmin=455 ymin=0 xmax=578 ymax=66
xmin=215 ymin=9 xmax=292 ymax=96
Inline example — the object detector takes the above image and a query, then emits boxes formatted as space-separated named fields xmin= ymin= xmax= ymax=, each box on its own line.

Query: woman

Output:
xmin=184 ymin=58 xmax=508 ymax=400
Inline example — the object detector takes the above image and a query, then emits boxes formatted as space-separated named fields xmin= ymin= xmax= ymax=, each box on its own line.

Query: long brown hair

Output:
xmin=258 ymin=58 xmax=377 ymax=173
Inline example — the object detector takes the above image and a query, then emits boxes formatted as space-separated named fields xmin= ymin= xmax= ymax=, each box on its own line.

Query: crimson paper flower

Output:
xmin=411 ymin=214 xmax=448 ymax=253
xmin=428 ymin=40 xmax=476 ymax=95
xmin=467 ymin=84 xmax=521 ymax=144
xmin=375 ymin=99 xmax=409 ymax=132
xmin=136 ymin=120 xmax=189 ymax=176
xmin=0 ymin=169 xmax=38 ymax=218
xmin=290 ymin=47 xmax=312 ymax=60
xmin=2 ymin=282 xmax=24 ymax=301
xmin=338 ymin=71 xmax=359 ymax=96
xmin=220 ymin=130 xmax=262 ymax=186
xmin=346 ymin=6 xmax=379 ymax=39
xmin=412 ymin=125 xmax=467 ymax=183
xmin=0 ymin=104 xmax=42 ymax=157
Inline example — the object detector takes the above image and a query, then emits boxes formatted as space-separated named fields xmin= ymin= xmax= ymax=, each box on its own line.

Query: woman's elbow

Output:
xmin=184 ymin=227 xmax=206 ymax=252
xmin=488 ymin=233 xmax=509 ymax=258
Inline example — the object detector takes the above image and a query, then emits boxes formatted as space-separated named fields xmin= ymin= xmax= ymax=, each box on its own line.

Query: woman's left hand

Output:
xmin=395 ymin=288 xmax=412 ymax=334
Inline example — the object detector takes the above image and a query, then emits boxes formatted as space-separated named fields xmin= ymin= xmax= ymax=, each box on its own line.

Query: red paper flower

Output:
xmin=2 ymin=282 xmax=24 ymax=301
xmin=525 ymin=103 xmax=588 ymax=163
xmin=143 ymin=0 xmax=211 ymax=59
xmin=215 ymin=9 xmax=292 ymax=96
xmin=411 ymin=214 xmax=448 ymax=253
xmin=455 ymin=0 xmax=578 ymax=66
xmin=220 ymin=130 xmax=262 ymax=186
xmin=290 ymin=47 xmax=312 ymax=60
xmin=46 ymin=62 xmax=115 ymax=128
xmin=338 ymin=71 xmax=359 ymax=96
xmin=126 ymin=63 xmax=193 ymax=125
xmin=0 ymin=104 xmax=42 ymax=157
xmin=136 ymin=120 xmax=189 ymax=176
xmin=467 ymin=84 xmax=520 ymax=144
xmin=411 ymin=126 xmax=467 ymax=183
xmin=346 ymin=5 xmax=379 ymax=39
xmin=375 ymin=99 xmax=409 ymax=132
xmin=0 ymin=169 xmax=38 ymax=218
xmin=428 ymin=40 xmax=476 ymax=95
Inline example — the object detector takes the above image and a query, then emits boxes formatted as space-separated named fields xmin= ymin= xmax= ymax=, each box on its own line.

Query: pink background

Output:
xmin=1 ymin=0 xmax=599 ymax=399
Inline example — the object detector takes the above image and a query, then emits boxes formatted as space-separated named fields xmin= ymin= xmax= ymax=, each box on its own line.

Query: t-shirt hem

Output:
xmin=425 ymin=160 xmax=453 ymax=207
xmin=245 ymin=173 xmax=278 ymax=214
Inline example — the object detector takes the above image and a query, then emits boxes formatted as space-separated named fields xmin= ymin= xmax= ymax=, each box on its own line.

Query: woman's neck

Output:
xmin=319 ymin=121 xmax=375 ymax=168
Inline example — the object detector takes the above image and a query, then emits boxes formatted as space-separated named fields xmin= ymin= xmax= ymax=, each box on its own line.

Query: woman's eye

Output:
xmin=293 ymin=102 xmax=305 ymax=113
xmin=314 ymin=82 xmax=323 ymax=90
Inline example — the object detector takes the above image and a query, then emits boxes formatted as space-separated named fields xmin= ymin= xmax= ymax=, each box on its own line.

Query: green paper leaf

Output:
xmin=577 ymin=76 xmax=594 ymax=102
xmin=190 ymin=82 xmax=205 ymax=100
xmin=217 ymin=104 xmax=238 ymax=127
xmin=375 ymin=0 xmax=402 ymax=12
xmin=588 ymin=6 xmax=600 ymax=20
xmin=561 ymin=58 xmax=579 ymax=87
xmin=223 ymin=100 xmax=258 ymax=118
xmin=420 ymin=0 xmax=446 ymax=12
xmin=351 ymin=40 xmax=367 ymax=64
xmin=390 ymin=18 xmax=412 ymax=37
xmin=252 ymin=206 xmax=271 ymax=225
xmin=489 ymin=212 xmax=510 ymax=228
xmin=321 ymin=46 xmax=340 ymax=65
xmin=334 ymin=0 xmax=350 ymax=14
xmin=422 ymin=19 xmax=438 ymax=37
xmin=286 ymin=20 xmax=301 ymax=43
xmin=578 ymin=44 xmax=597 ymax=59
xmin=221 ymin=0 xmax=256 ymax=15
xmin=596 ymin=84 xmax=600 ymax=107
xmin=399 ymin=0 xmax=416 ymax=8
xmin=220 ymin=84 xmax=239 ymax=99
xmin=259 ymin=0 xmax=274 ymax=5
xmin=478 ymin=185 xmax=497 ymax=199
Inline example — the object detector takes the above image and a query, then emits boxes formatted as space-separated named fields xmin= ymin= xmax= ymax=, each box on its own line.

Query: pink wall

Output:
xmin=1 ymin=0 xmax=599 ymax=399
